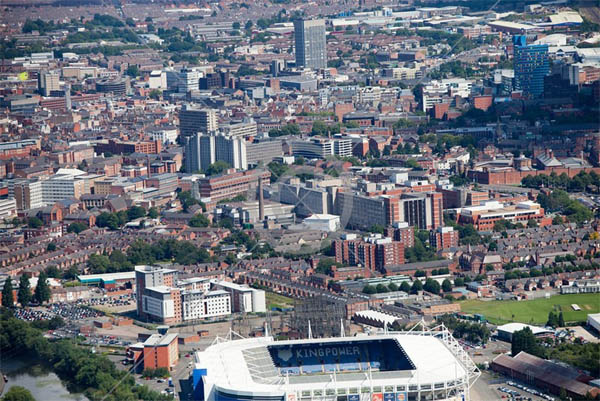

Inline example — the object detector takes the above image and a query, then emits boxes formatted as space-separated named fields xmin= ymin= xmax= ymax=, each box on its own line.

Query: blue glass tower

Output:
xmin=513 ymin=35 xmax=549 ymax=98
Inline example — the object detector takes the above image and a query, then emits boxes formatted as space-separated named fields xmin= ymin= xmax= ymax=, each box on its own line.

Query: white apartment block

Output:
xmin=210 ymin=280 xmax=266 ymax=313
xmin=142 ymin=286 xmax=176 ymax=321
xmin=181 ymin=290 xmax=231 ymax=321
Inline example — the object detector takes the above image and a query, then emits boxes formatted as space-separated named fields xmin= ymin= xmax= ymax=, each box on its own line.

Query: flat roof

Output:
xmin=78 ymin=271 xmax=135 ymax=283
xmin=497 ymin=323 xmax=553 ymax=336
xmin=144 ymin=333 xmax=178 ymax=347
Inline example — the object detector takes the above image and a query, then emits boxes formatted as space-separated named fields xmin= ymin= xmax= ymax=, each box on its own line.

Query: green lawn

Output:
xmin=458 ymin=293 xmax=600 ymax=325
xmin=266 ymin=291 xmax=295 ymax=310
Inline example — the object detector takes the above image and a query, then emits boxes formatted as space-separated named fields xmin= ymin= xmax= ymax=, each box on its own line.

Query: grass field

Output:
xmin=266 ymin=291 xmax=295 ymax=310
xmin=459 ymin=293 xmax=600 ymax=325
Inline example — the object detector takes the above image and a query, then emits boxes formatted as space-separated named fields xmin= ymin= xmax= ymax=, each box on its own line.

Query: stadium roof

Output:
xmin=194 ymin=332 xmax=471 ymax=397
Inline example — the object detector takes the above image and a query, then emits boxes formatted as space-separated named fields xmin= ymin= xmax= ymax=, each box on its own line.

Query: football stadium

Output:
xmin=191 ymin=324 xmax=480 ymax=401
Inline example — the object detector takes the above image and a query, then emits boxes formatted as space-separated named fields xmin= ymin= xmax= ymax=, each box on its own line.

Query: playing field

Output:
xmin=459 ymin=293 xmax=600 ymax=325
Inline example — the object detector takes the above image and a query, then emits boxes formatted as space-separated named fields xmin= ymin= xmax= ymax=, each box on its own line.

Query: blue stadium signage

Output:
xmin=292 ymin=345 xmax=361 ymax=359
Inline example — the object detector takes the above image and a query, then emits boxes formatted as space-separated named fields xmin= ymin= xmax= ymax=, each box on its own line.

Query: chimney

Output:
xmin=258 ymin=176 xmax=264 ymax=222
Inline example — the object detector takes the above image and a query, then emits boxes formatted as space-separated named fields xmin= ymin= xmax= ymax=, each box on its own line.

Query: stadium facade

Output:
xmin=192 ymin=324 xmax=480 ymax=401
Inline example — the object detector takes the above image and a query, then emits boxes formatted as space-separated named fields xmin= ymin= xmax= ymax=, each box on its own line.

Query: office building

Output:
xmin=178 ymin=68 xmax=200 ymax=93
xmin=96 ymin=77 xmax=130 ymax=96
xmin=513 ymin=35 xmax=550 ymax=98
xmin=13 ymin=180 xmax=44 ymax=210
xmin=197 ymin=170 xmax=270 ymax=203
xmin=246 ymin=139 xmax=283 ymax=166
xmin=179 ymin=105 xmax=218 ymax=137
xmin=294 ymin=19 xmax=327 ymax=70
xmin=0 ymin=198 xmax=17 ymax=219
xmin=334 ymin=192 xmax=442 ymax=230
xmin=220 ymin=120 xmax=257 ymax=138
xmin=41 ymin=175 xmax=87 ymax=204
xmin=184 ymin=132 xmax=247 ymax=173
xmin=457 ymin=200 xmax=548 ymax=231
xmin=39 ymin=72 xmax=60 ymax=97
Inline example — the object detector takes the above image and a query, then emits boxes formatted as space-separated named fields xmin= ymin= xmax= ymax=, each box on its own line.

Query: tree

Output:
xmin=454 ymin=277 xmax=465 ymax=287
xmin=414 ymin=270 xmax=426 ymax=278
xmin=126 ymin=64 xmax=139 ymax=77
xmin=46 ymin=242 xmax=56 ymax=252
xmin=547 ymin=311 xmax=559 ymax=328
xmin=206 ymin=161 xmax=230 ymax=176
xmin=67 ymin=222 xmax=88 ymax=234
xmin=410 ymin=280 xmax=423 ymax=294
xmin=2 ymin=386 xmax=35 ymax=401
xmin=232 ymin=21 xmax=241 ymax=30
xmin=2 ymin=277 xmax=14 ymax=307
xmin=27 ymin=217 xmax=42 ymax=228
xmin=527 ymin=219 xmax=538 ymax=228
xmin=368 ymin=224 xmax=385 ymax=234
xmin=423 ymin=278 xmax=440 ymax=294
xmin=316 ymin=258 xmax=340 ymax=275
xmin=558 ymin=311 xmax=565 ymax=327
xmin=388 ymin=282 xmax=399 ymax=292
xmin=362 ymin=285 xmax=376 ymax=294
xmin=34 ymin=272 xmax=51 ymax=304
xmin=442 ymin=279 xmax=452 ymax=293
xmin=147 ymin=207 xmax=159 ymax=219
xmin=127 ymin=206 xmax=147 ymax=221
xmin=148 ymin=89 xmax=162 ymax=100
xmin=376 ymin=283 xmax=389 ymax=293
xmin=189 ymin=214 xmax=209 ymax=228
xmin=18 ymin=275 xmax=31 ymax=306
xmin=511 ymin=327 xmax=544 ymax=358
xmin=96 ymin=212 xmax=120 ymax=230
xmin=400 ymin=281 xmax=411 ymax=293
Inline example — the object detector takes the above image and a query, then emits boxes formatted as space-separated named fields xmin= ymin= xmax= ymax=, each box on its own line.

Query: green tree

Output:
xmin=96 ymin=212 xmax=120 ymax=230
xmin=126 ymin=64 xmax=138 ymax=77
xmin=454 ymin=277 xmax=465 ymax=287
xmin=362 ymin=284 xmax=376 ymax=294
xmin=368 ymin=224 xmax=385 ymax=234
xmin=423 ymin=278 xmax=440 ymax=294
xmin=558 ymin=311 xmax=565 ymax=327
xmin=127 ymin=206 xmax=147 ymax=220
xmin=376 ymin=283 xmax=389 ymax=293
xmin=442 ymin=279 xmax=452 ymax=293
xmin=34 ymin=272 xmax=51 ymax=304
xmin=67 ymin=222 xmax=88 ymax=234
xmin=511 ymin=327 xmax=544 ymax=357
xmin=46 ymin=242 xmax=56 ymax=252
xmin=18 ymin=275 xmax=31 ymax=306
xmin=2 ymin=276 xmax=14 ymax=307
xmin=189 ymin=214 xmax=209 ymax=228
xmin=147 ymin=207 xmax=159 ymax=219
xmin=27 ymin=217 xmax=43 ymax=228
xmin=400 ymin=281 xmax=411 ymax=293
xmin=1 ymin=386 xmax=35 ymax=401
xmin=410 ymin=280 xmax=423 ymax=294
xmin=547 ymin=311 xmax=559 ymax=327
xmin=206 ymin=161 xmax=230 ymax=176
xmin=388 ymin=282 xmax=399 ymax=292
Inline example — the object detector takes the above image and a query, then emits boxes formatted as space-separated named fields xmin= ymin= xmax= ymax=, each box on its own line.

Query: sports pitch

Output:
xmin=458 ymin=293 xmax=600 ymax=325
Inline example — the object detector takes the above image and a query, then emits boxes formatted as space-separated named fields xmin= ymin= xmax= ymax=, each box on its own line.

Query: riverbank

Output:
xmin=0 ymin=357 xmax=88 ymax=401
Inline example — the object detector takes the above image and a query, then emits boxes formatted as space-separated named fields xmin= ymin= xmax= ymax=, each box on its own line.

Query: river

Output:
xmin=1 ymin=357 xmax=89 ymax=401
